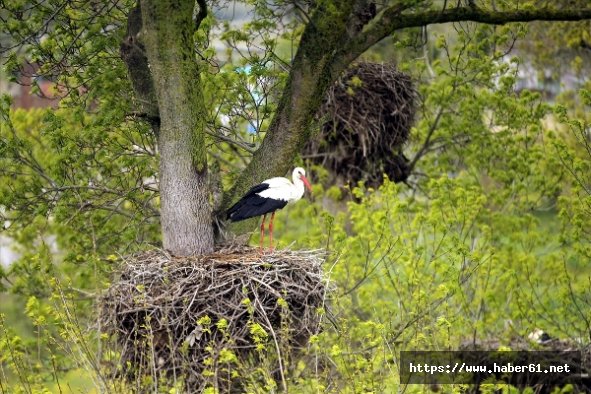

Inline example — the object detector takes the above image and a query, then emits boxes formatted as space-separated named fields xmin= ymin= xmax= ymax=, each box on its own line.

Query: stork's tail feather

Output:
xmin=226 ymin=201 xmax=243 ymax=221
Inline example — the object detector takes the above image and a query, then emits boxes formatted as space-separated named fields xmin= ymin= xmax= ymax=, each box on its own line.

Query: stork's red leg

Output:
xmin=260 ymin=214 xmax=266 ymax=253
xmin=269 ymin=211 xmax=276 ymax=252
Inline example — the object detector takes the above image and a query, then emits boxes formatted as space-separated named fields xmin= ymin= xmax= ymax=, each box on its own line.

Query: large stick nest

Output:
xmin=100 ymin=247 xmax=328 ymax=392
xmin=306 ymin=62 xmax=416 ymax=188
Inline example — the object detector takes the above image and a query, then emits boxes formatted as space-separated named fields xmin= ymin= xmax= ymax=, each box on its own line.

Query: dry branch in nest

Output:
xmin=100 ymin=247 xmax=329 ymax=392
xmin=306 ymin=62 xmax=416 ymax=188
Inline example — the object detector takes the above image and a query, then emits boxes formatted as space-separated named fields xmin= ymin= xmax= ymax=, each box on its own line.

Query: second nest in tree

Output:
xmin=306 ymin=62 xmax=416 ymax=188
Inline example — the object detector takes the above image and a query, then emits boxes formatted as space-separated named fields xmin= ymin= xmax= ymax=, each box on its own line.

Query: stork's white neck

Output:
xmin=291 ymin=177 xmax=305 ymax=201
xmin=291 ymin=168 xmax=306 ymax=201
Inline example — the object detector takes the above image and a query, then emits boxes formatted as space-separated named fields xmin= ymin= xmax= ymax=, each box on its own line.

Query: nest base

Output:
xmin=100 ymin=247 xmax=328 ymax=392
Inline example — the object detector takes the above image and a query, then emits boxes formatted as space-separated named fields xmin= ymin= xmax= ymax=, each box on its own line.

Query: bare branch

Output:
xmin=205 ymin=129 xmax=256 ymax=154
xmin=408 ymin=105 xmax=444 ymax=173
xmin=346 ymin=5 xmax=591 ymax=62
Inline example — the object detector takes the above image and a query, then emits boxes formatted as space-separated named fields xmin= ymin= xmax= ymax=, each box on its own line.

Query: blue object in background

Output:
xmin=236 ymin=64 xmax=262 ymax=135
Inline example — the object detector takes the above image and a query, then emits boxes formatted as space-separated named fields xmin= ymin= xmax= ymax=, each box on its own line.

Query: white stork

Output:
xmin=227 ymin=167 xmax=312 ymax=251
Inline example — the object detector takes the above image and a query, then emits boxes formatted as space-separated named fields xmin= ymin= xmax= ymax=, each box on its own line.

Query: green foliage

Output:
xmin=1 ymin=1 xmax=591 ymax=392
xmin=271 ymin=22 xmax=591 ymax=392
xmin=0 ymin=103 xmax=160 ymax=291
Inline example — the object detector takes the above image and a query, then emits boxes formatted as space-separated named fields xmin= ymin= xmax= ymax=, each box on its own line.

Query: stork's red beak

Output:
xmin=301 ymin=175 xmax=312 ymax=193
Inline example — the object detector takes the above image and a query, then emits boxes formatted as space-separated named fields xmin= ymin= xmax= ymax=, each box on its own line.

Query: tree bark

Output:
xmin=139 ymin=0 xmax=214 ymax=255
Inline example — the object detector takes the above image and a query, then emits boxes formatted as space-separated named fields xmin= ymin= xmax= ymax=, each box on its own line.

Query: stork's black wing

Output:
xmin=226 ymin=183 xmax=288 ymax=222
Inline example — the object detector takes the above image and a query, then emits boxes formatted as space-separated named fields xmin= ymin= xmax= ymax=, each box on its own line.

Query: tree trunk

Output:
xmin=140 ymin=0 xmax=213 ymax=255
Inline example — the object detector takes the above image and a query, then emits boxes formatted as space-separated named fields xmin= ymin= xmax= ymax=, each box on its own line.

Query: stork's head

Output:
xmin=293 ymin=167 xmax=312 ymax=193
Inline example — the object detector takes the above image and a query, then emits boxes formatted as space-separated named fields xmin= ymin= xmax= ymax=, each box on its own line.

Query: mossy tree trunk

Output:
xmin=138 ymin=0 xmax=213 ymax=255
xmin=120 ymin=0 xmax=591 ymax=253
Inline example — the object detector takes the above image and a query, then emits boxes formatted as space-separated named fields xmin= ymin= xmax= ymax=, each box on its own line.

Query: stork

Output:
xmin=227 ymin=167 xmax=312 ymax=251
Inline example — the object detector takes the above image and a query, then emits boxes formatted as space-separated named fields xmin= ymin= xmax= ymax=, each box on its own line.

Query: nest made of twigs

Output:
xmin=306 ymin=62 xmax=416 ymax=188
xmin=100 ymin=247 xmax=328 ymax=392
